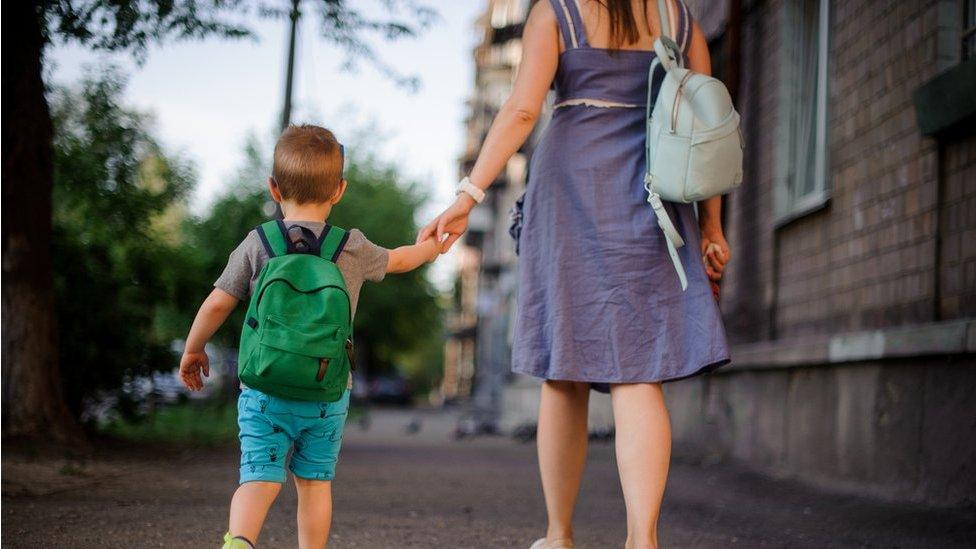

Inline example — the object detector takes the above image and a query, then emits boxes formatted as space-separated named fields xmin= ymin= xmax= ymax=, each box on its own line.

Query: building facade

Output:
xmin=449 ymin=0 xmax=976 ymax=505
xmin=669 ymin=0 xmax=976 ymax=506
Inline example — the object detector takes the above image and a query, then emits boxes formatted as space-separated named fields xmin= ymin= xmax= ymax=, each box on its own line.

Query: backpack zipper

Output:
xmin=255 ymin=279 xmax=353 ymax=325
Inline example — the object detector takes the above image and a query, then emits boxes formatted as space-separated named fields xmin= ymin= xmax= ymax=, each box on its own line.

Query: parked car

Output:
xmin=368 ymin=374 xmax=413 ymax=406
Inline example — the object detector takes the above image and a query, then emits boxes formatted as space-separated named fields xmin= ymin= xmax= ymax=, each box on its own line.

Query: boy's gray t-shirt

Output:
xmin=215 ymin=221 xmax=388 ymax=391
xmin=214 ymin=221 xmax=389 ymax=315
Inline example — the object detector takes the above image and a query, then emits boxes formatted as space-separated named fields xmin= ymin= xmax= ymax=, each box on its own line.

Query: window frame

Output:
xmin=774 ymin=0 xmax=832 ymax=226
xmin=963 ymin=0 xmax=976 ymax=60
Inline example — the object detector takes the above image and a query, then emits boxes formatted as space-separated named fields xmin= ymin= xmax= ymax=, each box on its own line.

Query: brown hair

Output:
xmin=272 ymin=125 xmax=344 ymax=204
xmin=597 ymin=0 xmax=652 ymax=50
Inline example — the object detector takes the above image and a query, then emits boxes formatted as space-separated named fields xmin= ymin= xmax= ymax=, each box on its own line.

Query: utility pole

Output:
xmin=273 ymin=0 xmax=302 ymax=220
xmin=281 ymin=0 xmax=301 ymax=131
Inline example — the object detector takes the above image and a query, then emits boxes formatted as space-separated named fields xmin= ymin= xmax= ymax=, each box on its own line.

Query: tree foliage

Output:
xmin=50 ymin=69 xmax=195 ymax=417
xmin=4 ymin=0 xmax=437 ymax=439
xmin=49 ymin=70 xmax=443 ymax=420
xmin=41 ymin=0 xmax=436 ymax=86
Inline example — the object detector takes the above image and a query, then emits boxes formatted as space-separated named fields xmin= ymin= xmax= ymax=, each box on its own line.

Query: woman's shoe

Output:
xmin=530 ymin=538 xmax=575 ymax=549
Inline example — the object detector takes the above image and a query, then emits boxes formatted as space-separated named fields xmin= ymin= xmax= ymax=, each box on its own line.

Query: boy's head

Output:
xmin=271 ymin=125 xmax=345 ymax=204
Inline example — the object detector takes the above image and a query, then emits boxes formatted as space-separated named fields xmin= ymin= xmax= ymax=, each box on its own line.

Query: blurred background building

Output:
xmin=442 ymin=0 xmax=547 ymax=429
xmin=446 ymin=0 xmax=976 ymax=505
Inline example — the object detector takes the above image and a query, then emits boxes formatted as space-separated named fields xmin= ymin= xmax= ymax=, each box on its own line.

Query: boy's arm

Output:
xmin=386 ymin=237 xmax=441 ymax=274
xmin=179 ymin=288 xmax=239 ymax=391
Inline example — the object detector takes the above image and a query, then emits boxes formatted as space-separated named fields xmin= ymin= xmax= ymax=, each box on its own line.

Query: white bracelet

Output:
xmin=455 ymin=176 xmax=485 ymax=204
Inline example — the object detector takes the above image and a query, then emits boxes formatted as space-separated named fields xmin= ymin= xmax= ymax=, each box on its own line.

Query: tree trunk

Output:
xmin=2 ymin=1 xmax=83 ymax=443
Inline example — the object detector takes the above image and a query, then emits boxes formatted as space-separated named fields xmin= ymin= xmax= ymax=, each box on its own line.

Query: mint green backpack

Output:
xmin=237 ymin=220 xmax=354 ymax=402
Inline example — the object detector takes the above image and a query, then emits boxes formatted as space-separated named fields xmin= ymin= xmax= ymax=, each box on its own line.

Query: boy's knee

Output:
xmin=294 ymin=476 xmax=332 ymax=490
xmin=236 ymin=480 xmax=283 ymax=497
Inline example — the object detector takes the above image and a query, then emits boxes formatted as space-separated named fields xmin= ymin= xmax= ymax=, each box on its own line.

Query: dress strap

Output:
xmin=549 ymin=0 xmax=589 ymax=49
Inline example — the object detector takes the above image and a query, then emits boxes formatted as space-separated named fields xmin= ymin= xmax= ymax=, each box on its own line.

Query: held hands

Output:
xmin=421 ymin=235 xmax=447 ymax=263
xmin=179 ymin=351 xmax=210 ymax=391
xmin=416 ymin=194 xmax=476 ymax=252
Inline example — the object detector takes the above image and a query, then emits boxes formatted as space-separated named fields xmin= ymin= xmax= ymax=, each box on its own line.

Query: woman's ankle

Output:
xmin=624 ymin=535 xmax=658 ymax=549
xmin=545 ymin=525 xmax=573 ymax=541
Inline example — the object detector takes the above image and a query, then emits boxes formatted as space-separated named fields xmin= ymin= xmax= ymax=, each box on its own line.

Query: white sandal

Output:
xmin=529 ymin=539 xmax=575 ymax=549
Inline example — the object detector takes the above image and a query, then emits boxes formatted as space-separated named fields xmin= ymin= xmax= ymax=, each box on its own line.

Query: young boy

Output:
xmin=178 ymin=125 xmax=442 ymax=548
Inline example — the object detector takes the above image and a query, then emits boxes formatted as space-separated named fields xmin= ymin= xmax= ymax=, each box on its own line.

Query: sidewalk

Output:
xmin=3 ymin=407 xmax=974 ymax=548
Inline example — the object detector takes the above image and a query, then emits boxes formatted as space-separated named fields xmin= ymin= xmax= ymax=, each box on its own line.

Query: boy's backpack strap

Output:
xmin=256 ymin=220 xmax=288 ymax=258
xmin=317 ymin=225 xmax=349 ymax=263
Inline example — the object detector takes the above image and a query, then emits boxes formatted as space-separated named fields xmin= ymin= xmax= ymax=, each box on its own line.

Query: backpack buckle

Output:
xmin=286 ymin=224 xmax=320 ymax=255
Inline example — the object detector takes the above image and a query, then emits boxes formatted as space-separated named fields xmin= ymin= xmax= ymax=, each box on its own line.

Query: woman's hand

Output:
xmin=417 ymin=195 xmax=476 ymax=252
xmin=699 ymin=225 xmax=731 ymax=282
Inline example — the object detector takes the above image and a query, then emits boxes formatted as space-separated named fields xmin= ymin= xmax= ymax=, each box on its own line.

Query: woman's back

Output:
xmin=548 ymin=0 xmax=693 ymax=107
xmin=569 ymin=0 xmax=661 ymax=51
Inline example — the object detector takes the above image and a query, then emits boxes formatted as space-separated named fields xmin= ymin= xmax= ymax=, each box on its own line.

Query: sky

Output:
xmin=48 ymin=1 xmax=485 ymax=224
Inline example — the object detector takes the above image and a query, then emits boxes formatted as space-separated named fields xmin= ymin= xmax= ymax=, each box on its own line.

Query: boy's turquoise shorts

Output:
xmin=237 ymin=387 xmax=350 ymax=484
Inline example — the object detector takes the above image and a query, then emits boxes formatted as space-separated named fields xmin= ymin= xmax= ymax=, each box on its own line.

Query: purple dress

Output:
xmin=511 ymin=0 xmax=730 ymax=390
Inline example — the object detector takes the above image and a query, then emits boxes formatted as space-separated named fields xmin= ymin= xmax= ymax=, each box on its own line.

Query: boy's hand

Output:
xmin=180 ymin=351 xmax=210 ymax=391
xmin=423 ymin=236 xmax=446 ymax=263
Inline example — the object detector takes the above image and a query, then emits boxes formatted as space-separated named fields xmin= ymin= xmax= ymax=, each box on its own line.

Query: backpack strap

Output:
xmin=655 ymin=0 xmax=683 ymax=71
xmin=316 ymin=225 xmax=349 ymax=263
xmin=255 ymin=220 xmax=288 ymax=258
xmin=256 ymin=220 xmax=349 ymax=261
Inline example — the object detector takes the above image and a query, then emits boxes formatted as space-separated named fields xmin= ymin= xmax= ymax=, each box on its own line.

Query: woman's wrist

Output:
xmin=699 ymin=216 xmax=722 ymax=235
xmin=455 ymin=192 xmax=477 ymax=213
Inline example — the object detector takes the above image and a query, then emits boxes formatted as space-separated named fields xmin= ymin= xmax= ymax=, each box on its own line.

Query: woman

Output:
xmin=419 ymin=1 xmax=731 ymax=547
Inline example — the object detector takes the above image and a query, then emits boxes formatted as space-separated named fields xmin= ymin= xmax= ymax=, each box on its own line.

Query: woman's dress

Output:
xmin=511 ymin=0 xmax=731 ymax=389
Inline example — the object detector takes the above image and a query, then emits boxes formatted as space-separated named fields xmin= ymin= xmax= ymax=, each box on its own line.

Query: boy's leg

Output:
xmin=290 ymin=390 xmax=350 ymax=549
xmin=294 ymin=477 xmax=333 ymax=549
xmin=234 ymin=389 xmax=291 ymax=546
xmin=228 ymin=481 xmax=282 ymax=545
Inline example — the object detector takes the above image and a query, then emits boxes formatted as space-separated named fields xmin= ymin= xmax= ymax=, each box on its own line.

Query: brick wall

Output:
xmin=703 ymin=0 xmax=976 ymax=344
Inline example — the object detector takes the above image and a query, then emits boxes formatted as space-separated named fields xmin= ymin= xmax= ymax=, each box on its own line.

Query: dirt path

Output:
xmin=4 ymin=409 xmax=975 ymax=548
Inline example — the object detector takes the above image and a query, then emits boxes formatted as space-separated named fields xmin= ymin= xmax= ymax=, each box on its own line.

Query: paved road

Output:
xmin=3 ymin=408 xmax=975 ymax=548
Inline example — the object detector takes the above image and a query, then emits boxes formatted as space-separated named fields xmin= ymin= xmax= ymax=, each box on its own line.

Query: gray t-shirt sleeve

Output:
xmin=214 ymin=231 xmax=261 ymax=300
xmin=343 ymin=229 xmax=389 ymax=283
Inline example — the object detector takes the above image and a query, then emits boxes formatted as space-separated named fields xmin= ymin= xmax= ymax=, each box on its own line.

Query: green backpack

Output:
xmin=237 ymin=220 xmax=354 ymax=402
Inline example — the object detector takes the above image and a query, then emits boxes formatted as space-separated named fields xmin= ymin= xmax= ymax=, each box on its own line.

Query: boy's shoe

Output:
xmin=222 ymin=532 xmax=255 ymax=549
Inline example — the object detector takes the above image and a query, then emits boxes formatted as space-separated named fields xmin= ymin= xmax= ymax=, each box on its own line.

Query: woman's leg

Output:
xmin=537 ymin=380 xmax=590 ymax=542
xmin=610 ymin=383 xmax=671 ymax=549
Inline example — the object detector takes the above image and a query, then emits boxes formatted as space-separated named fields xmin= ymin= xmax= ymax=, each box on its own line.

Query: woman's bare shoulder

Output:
xmin=528 ymin=0 xmax=556 ymax=23
xmin=523 ymin=0 xmax=560 ymax=47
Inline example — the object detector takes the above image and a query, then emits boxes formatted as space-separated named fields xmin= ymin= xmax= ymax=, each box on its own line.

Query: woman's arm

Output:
xmin=686 ymin=20 xmax=731 ymax=281
xmin=417 ymin=1 xmax=560 ymax=248
xmin=467 ymin=1 xmax=559 ymax=195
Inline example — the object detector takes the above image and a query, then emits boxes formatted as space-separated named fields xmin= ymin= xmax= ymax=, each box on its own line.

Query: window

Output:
xmin=964 ymin=0 xmax=976 ymax=59
xmin=775 ymin=0 xmax=831 ymax=225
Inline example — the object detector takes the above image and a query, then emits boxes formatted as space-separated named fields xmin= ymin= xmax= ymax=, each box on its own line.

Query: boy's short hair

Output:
xmin=272 ymin=125 xmax=344 ymax=204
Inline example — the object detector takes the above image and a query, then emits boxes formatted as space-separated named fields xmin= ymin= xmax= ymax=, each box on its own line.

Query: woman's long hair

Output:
xmin=596 ymin=0 xmax=652 ymax=49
